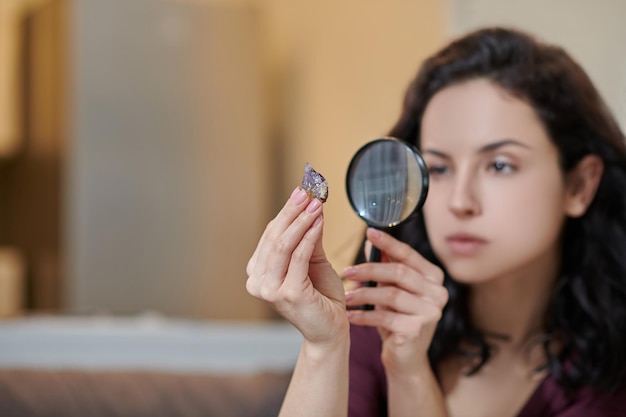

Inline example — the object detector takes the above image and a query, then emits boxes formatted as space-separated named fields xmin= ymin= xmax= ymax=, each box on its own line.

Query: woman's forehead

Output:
xmin=420 ymin=79 xmax=552 ymax=153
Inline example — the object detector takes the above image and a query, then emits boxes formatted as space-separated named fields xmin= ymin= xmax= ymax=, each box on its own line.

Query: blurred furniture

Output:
xmin=0 ymin=0 xmax=65 ymax=313
xmin=2 ymin=0 xmax=274 ymax=319
xmin=0 ymin=369 xmax=290 ymax=417
xmin=0 ymin=0 xmax=24 ymax=157
xmin=0 ymin=315 xmax=299 ymax=417
xmin=0 ymin=247 xmax=24 ymax=317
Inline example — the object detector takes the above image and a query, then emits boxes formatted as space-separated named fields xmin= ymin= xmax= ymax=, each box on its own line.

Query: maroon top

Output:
xmin=348 ymin=325 xmax=626 ymax=417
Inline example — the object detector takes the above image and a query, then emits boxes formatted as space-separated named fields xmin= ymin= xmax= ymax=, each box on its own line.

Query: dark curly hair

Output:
xmin=382 ymin=27 xmax=626 ymax=392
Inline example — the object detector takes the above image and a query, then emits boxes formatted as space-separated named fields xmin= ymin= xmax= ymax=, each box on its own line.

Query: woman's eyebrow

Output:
xmin=478 ymin=139 xmax=531 ymax=153
xmin=423 ymin=139 xmax=531 ymax=158
xmin=423 ymin=149 xmax=450 ymax=158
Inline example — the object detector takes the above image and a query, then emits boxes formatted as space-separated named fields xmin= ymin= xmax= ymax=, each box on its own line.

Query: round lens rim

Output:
xmin=345 ymin=137 xmax=429 ymax=229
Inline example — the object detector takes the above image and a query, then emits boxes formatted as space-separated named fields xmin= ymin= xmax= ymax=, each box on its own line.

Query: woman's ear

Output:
xmin=564 ymin=154 xmax=604 ymax=218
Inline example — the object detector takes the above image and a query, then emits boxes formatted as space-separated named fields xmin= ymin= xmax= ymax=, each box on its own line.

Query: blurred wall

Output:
xmin=260 ymin=1 xmax=446 ymax=270
xmin=66 ymin=0 xmax=272 ymax=319
xmin=447 ymin=0 xmax=626 ymax=131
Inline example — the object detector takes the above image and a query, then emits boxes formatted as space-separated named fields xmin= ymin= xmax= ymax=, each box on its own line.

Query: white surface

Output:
xmin=0 ymin=314 xmax=302 ymax=374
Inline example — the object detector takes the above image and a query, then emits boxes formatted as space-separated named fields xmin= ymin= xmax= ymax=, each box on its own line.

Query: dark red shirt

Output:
xmin=348 ymin=325 xmax=626 ymax=417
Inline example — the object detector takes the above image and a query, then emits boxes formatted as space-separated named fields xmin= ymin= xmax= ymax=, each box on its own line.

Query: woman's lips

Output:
xmin=446 ymin=233 xmax=488 ymax=255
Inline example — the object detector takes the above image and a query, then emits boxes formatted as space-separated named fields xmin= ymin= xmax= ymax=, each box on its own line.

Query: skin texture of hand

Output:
xmin=247 ymin=187 xmax=351 ymax=417
xmin=344 ymin=229 xmax=450 ymax=416
xmin=344 ymin=228 xmax=449 ymax=377
xmin=246 ymin=186 xmax=349 ymax=344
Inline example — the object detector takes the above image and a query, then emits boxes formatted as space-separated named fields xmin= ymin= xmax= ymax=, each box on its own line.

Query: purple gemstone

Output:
xmin=302 ymin=163 xmax=328 ymax=202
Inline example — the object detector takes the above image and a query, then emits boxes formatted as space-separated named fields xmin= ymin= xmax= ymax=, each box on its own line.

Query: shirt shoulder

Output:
xmin=518 ymin=376 xmax=626 ymax=417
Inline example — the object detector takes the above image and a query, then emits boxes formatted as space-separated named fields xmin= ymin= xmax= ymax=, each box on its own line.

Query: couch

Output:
xmin=0 ymin=368 xmax=290 ymax=417
xmin=0 ymin=315 xmax=299 ymax=417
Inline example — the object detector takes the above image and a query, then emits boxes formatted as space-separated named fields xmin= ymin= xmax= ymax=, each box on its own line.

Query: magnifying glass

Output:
xmin=345 ymin=137 xmax=429 ymax=309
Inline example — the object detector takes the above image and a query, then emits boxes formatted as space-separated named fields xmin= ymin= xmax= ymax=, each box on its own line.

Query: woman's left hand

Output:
xmin=343 ymin=228 xmax=448 ymax=377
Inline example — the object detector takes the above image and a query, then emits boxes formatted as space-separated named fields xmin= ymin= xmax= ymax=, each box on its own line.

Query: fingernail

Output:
xmin=291 ymin=187 xmax=308 ymax=205
xmin=368 ymin=228 xmax=381 ymax=239
xmin=343 ymin=266 xmax=357 ymax=277
xmin=306 ymin=198 xmax=322 ymax=213
xmin=344 ymin=291 xmax=353 ymax=301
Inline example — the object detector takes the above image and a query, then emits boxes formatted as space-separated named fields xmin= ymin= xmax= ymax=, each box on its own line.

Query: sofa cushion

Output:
xmin=0 ymin=369 xmax=291 ymax=417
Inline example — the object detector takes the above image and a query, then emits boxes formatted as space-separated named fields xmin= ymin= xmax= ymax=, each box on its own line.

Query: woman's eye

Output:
xmin=488 ymin=159 xmax=515 ymax=173
xmin=428 ymin=164 xmax=449 ymax=176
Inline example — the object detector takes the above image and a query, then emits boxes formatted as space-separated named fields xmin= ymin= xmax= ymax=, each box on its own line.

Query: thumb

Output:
xmin=307 ymin=214 xmax=341 ymax=295
xmin=309 ymin=213 xmax=327 ymax=264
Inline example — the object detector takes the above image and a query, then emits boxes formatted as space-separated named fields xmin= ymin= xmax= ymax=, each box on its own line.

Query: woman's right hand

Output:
xmin=344 ymin=228 xmax=448 ymax=377
xmin=246 ymin=187 xmax=349 ymax=344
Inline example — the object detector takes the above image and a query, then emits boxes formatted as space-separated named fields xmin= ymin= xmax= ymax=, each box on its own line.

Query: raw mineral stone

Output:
xmin=301 ymin=163 xmax=328 ymax=203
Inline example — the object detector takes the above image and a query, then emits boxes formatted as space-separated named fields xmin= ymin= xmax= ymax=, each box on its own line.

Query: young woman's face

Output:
xmin=420 ymin=79 xmax=569 ymax=284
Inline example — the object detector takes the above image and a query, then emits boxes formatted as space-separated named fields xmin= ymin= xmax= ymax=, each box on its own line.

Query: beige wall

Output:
xmin=447 ymin=0 xmax=626 ymax=131
xmin=260 ymin=1 xmax=446 ymax=270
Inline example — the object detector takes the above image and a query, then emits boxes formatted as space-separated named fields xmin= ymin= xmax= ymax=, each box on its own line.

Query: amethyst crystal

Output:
xmin=301 ymin=163 xmax=328 ymax=203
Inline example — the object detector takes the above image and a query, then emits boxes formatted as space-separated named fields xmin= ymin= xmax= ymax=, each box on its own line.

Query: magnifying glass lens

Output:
xmin=346 ymin=138 xmax=428 ymax=229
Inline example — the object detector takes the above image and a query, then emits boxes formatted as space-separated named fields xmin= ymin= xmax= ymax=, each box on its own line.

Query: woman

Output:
xmin=246 ymin=27 xmax=626 ymax=416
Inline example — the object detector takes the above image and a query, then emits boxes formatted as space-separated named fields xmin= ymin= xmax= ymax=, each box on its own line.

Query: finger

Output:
xmin=363 ymin=240 xmax=372 ymax=261
xmin=249 ymin=187 xmax=313 ymax=274
xmin=309 ymin=215 xmax=327 ymax=264
xmin=278 ymin=216 xmax=324 ymax=301
xmin=248 ymin=210 xmax=322 ymax=300
xmin=343 ymin=262 xmax=447 ymax=307
xmin=345 ymin=285 xmax=447 ymax=313
xmin=366 ymin=228 xmax=444 ymax=284
xmin=346 ymin=307 xmax=442 ymax=337
xmin=257 ymin=199 xmax=323 ymax=295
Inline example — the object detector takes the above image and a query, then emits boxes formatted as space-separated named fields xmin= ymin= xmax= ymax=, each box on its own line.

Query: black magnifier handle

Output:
xmin=345 ymin=137 xmax=429 ymax=311
xmin=362 ymin=244 xmax=381 ymax=310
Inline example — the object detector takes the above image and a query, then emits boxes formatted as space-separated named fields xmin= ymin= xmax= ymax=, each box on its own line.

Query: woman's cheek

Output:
xmin=422 ymin=200 xmax=448 ymax=251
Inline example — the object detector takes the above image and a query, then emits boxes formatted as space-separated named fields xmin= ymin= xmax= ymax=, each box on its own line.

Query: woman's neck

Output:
xmin=468 ymin=247 xmax=561 ymax=350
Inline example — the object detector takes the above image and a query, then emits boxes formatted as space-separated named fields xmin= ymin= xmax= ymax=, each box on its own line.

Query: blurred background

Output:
xmin=1 ymin=0 xmax=625 ymax=322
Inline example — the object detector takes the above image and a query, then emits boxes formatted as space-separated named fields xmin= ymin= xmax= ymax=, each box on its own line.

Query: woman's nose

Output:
xmin=449 ymin=175 xmax=481 ymax=217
